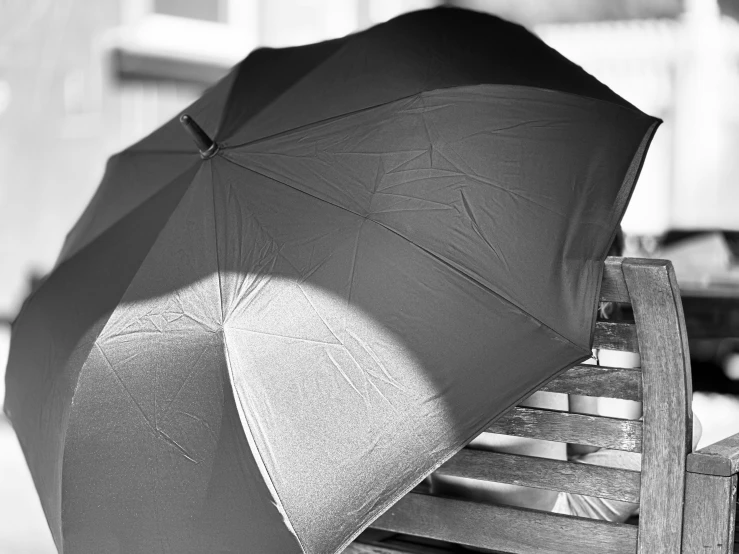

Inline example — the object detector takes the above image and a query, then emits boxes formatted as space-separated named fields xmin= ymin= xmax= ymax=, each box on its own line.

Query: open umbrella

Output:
xmin=5 ymin=7 xmax=660 ymax=554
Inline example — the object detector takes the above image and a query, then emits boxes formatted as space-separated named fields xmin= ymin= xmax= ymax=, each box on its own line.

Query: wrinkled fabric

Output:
xmin=5 ymin=7 xmax=660 ymax=554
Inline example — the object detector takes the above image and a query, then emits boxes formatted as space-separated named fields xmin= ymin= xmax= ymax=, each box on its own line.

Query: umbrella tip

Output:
xmin=179 ymin=114 xmax=219 ymax=159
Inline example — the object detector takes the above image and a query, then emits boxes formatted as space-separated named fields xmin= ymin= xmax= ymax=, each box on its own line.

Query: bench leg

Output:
xmin=682 ymin=472 xmax=737 ymax=553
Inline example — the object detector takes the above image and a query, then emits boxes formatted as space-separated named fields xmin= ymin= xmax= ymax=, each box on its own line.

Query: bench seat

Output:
xmin=346 ymin=257 xmax=739 ymax=554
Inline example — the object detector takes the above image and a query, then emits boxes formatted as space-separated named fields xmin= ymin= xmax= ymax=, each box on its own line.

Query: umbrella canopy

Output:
xmin=5 ymin=7 xmax=660 ymax=554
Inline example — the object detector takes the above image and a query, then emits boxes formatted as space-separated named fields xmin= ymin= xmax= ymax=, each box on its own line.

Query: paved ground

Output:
xmin=0 ymin=418 xmax=57 ymax=554
xmin=1 ymin=306 xmax=738 ymax=554
xmin=0 ymin=326 xmax=55 ymax=553
xmin=1 ymin=393 xmax=739 ymax=553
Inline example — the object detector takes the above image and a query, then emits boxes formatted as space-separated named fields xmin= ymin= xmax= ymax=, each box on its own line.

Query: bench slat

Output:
xmin=486 ymin=407 xmax=642 ymax=453
xmin=346 ymin=538 xmax=455 ymax=554
xmin=370 ymin=493 xmax=638 ymax=554
xmin=346 ymin=543 xmax=413 ymax=554
xmin=540 ymin=364 xmax=642 ymax=401
xmin=601 ymin=257 xmax=630 ymax=303
xmin=437 ymin=449 xmax=641 ymax=503
xmin=352 ymin=257 xmax=697 ymax=554
xmin=594 ymin=321 xmax=639 ymax=352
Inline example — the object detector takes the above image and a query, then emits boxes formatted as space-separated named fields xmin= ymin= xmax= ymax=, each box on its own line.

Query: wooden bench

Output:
xmin=346 ymin=257 xmax=739 ymax=554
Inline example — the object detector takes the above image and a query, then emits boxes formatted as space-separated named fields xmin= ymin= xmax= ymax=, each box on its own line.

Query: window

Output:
xmin=152 ymin=0 xmax=228 ymax=23
xmin=110 ymin=0 xmax=441 ymax=86
xmin=112 ymin=0 xmax=259 ymax=77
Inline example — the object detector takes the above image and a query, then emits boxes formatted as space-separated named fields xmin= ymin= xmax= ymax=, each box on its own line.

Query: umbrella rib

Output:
xmin=214 ymin=203 xmax=406 ymax=398
xmin=365 ymin=217 xmax=587 ymax=352
xmin=98 ymin=342 xmax=202 ymax=464
xmin=218 ymin=154 xmax=371 ymax=341
xmin=221 ymin=83 xmax=651 ymax=154
xmin=221 ymin=341 xmax=308 ymax=552
xmin=209 ymin=161 xmax=226 ymax=324
xmin=213 ymin=167 xmax=349 ymax=348
xmin=221 ymin=92 xmax=421 ymax=151
xmin=345 ymin=219 xmax=364 ymax=309
xmin=95 ymin=343 xmax=158 ymax=434
xmin=215 ymin=35 xmax=348 ymax=142
xmin=56 ymin=158 xmax=202 ymax=271
xmin=219 ymin=153 xmax=365 ymax=220
xmin=219 ymin=86 xmax=428 ymax=152
xmin=224 ymin=326 xmax=341 ymax=346
xmin=158 ymin=343 xmax=212 ymax=419
xmin=219 ymin=154 xmax=583 ymax=350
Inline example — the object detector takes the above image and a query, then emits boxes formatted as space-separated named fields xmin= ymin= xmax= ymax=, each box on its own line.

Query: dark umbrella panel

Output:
xmin=5 ymin=8 xmax=659 ymax=554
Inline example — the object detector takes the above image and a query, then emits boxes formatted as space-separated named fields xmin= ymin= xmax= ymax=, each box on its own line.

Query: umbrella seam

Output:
xmin=331 ymin=347 xmax=592 ymax=554
xmin=53 ymin=158 xmax=203 ymax=272
xmin=211 ymin=4 xmax=642 ymax=147
xmin=586 ymin=119 xmax=662 ymax=344
xmin=219 ymin=84 xmax=658 ymax=152
xmin=346 ymin=219 xmax=366 ymax=309
xmin=214 ymin=62 xmax=255 ymax=140
xmin=220 ymin=336 xmax=309 ymax=553
xmin=219 ymin=152 xmax=367 ymax=218
xmin=214 ymin=39 xmax=345 ymax=142
xmin=208 ymin=160 xmax=226 ymax=324
xmin=55 ymin=151 xmax=200 ymax=266
xmin=367 ymin=217 xmax=588 ymax=352
xmin=218 ymin=153 xmax=586 ymax=352
xmin=213 ymin=158 xmax=357 ymax=342
xmin=51 ymin=162 xmax=205 ymax=543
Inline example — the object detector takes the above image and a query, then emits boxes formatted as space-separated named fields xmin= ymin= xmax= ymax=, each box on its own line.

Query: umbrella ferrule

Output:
xmin=199 ymin=142 xmax=220 ymax=160
xmin=179 ymin=114 xmax=220 ymax=159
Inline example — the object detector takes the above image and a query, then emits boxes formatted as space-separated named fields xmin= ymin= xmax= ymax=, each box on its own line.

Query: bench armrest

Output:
xmin=683 ymin=439 xmax=739 ymax=553
xmin=687 ymin=432 xmax=739 ymax=476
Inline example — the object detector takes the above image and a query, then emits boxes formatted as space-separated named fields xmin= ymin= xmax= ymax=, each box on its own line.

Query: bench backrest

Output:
xmin=359 ymin=257 xmax=694 ymax=554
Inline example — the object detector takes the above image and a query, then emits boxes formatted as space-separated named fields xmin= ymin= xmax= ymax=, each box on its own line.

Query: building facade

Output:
xmin=1 ymin=0 xmax=738 ymax=317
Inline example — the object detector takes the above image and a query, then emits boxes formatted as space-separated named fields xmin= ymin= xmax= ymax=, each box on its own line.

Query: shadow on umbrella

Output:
xmin=4 ymin=8 xmax=660 ymax=554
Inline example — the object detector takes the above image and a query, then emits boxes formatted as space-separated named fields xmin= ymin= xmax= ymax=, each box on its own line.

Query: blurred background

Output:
xmin=1 ymin=0 xmax=738 ymax=551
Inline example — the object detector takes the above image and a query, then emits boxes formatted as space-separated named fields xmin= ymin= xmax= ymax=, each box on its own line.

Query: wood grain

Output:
xmin=345 ymin=543 xmax=410 ymax=554
xmin=593 ymin=321 xmax=639 ymax=352
xmin=437 ymin=449 xmax=641 ymax=502
xmin=601 ymin=257 xmax=630 ymax=303
xmin=687 ymin=432 xmax=739 ymax=477
xmin=371 ymin=493 xmax=638 ymax=554
xmin=622 ymin=259 xmax=693 ymax=554
xmin=540 ymin=364 xmax=642 ymax=401
xmin=347 ymin=536 xmax=462 ymax=554
xmin=350 ymin=257 xmax=704 ymax=554
xmin=682 ymin=473 xmax=737 ymax=553
xmin=486 ymin=407 xmax=642 ymax=453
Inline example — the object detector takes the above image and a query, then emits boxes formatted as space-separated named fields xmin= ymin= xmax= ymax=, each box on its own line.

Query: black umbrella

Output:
xmin=5 ymin=8 xmax=659 ymax=554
